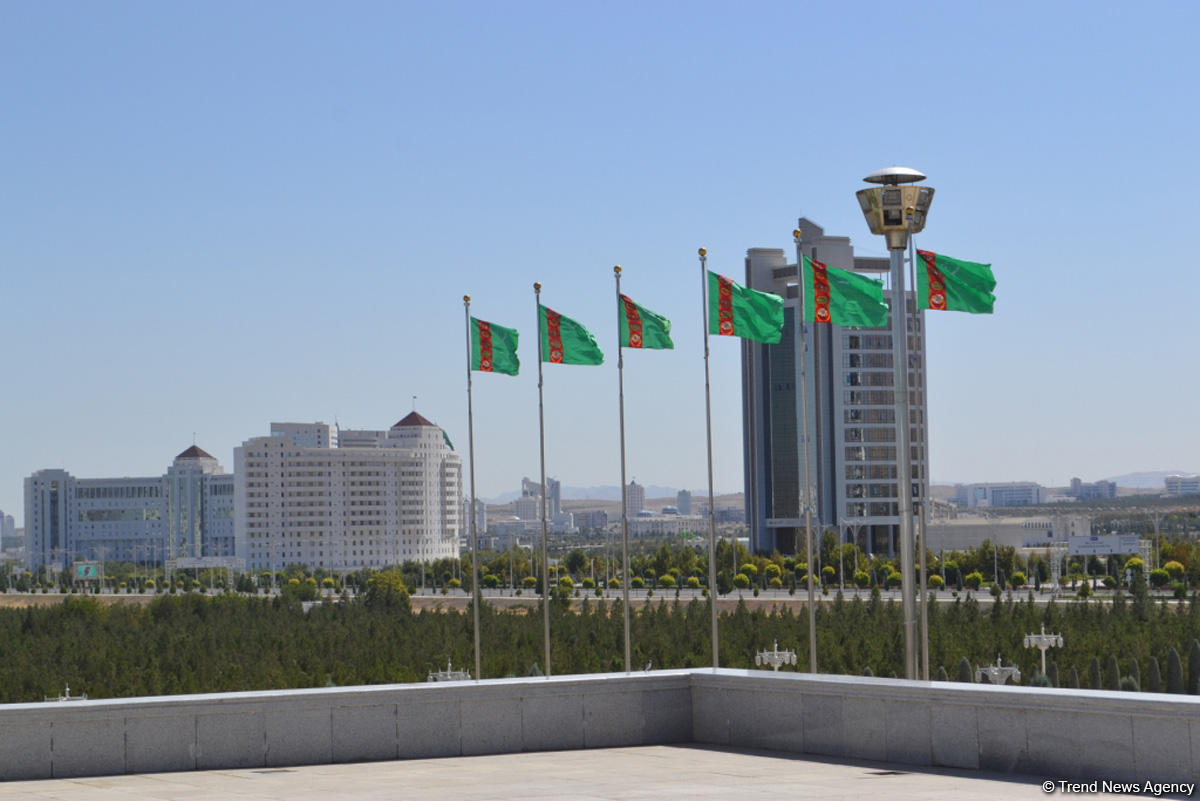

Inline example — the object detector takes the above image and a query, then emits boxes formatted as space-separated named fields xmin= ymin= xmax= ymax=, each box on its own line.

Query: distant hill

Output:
xmin=1105 ymin=471 xmax=1195 ymax=489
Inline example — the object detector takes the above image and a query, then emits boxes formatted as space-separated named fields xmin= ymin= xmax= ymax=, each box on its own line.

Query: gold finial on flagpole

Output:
xmin=533 ymin=282 xmax=542 ymax=291
xmin=613 ymin=265 xmax=621 ymax=275
xmin=698 ymin=247 xmax=707 ymax=257
xmin=463 ymin=294 xmax=470 ymax=303
xmin=793 ymin=229 xmax=802 ymax=241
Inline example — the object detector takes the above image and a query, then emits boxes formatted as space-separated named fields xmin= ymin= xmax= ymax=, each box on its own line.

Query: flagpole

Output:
xmin=907 ymin=221 xmax=930 ymax=681
xmin=793 ymin=231 xmax=818 ymax=674
xmin=463 ymin=296 xmax=483 ymax=681
xmin=614 ymin=266 xmax=633 ymax=674
xmin=534 ymin=282 xmax=551 ymax=678
xmin=698 ymin=248 xmax=720 ymax=669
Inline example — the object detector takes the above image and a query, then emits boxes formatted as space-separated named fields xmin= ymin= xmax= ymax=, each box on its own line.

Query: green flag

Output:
xmin=618 ymin=294 xmax=673 ymax=349
xmin=470 ymin=317 xmax=520 ymax=376
xmin=538 ymin=305 xmax=604 ymax=365
xmin=802 ymin=255 xmax=889 ymax=328
xmin=707 ymin=271 xmax=783 ymax=344
xmin=916 ymin=250 xmax=996 ymax=314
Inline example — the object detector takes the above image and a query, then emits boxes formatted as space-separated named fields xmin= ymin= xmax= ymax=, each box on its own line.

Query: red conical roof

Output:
xmin=392 ymin=411 xmax=436 ymax=428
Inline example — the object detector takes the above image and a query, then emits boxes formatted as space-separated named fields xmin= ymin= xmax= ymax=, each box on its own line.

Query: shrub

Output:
xmin=927 ymin=574 xmax=944 ymax=589
xmin=1077 ymin=581 xmax=1092 ymax=599
xmin=732 ymin=574 xmax=750 ymax=590
xmin=964 ymin=571 xmax=983 ymax=590
xmin=1009 ymin=572 xmax=1026 ymax=588
xmin=631 ymin=576 xmax=646 ymax=589
xmin=852 ymin=571 xmax=870 ymax=589
xmin=522 ymin=576 xmax=538 ymax=590
xmin=1106 ymin=655 xmax=1121 ymax=691
xmin=686 ymin=576 xmax=701 ymax=589
xmin=768 ymin=577 xmax=782 ymax=589
xmin=821 ymin=566 xmax=835 ymax=585
xmin=935 ymin=665 xmax=948 ymax=682
xmin=581 ymin=578 xmax=596 ymax=589
xmin=557 ymin=576 xmax=573 ymax=590
xmin=739 ymin=563 xmax=758 ymax=579
xmin=885 ymin=571 xmax=902 ymax=588
xmin=956 ymin=657 xmax=972 ymax=683
xmin=1174 ymin=582 xmax=1188 ymax=599
xmin=1089 ymin=657 xmax=1102 ymax=689
xmin=482 ymin=573 xmax=500 ymax=589
xmin=1123 ymin=556 xmax=1145 ymax=574
xmin=1120 ymin=676 xmax=1140 ymax=691
xmin=1163 ymin=560 xmax=1185 ymax=580
xmin=656 ymin=574 xmax=675 ymax=589
xmin=1029 ymin=673 xmax=1051 ymax=687
xmin=1101 ymin=575 xmax=1117 ymax=589
xmin=607 ymin=577 xmax=620 ymax=589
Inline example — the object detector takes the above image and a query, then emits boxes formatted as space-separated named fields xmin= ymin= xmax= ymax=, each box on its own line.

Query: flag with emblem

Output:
xmin=538 ymin=305 xmax=604 ymax=365
xmin=801 ymin=255 xmax=889 ymax=327
xmin=706 ymin=271 xmax=784 ymax=344
xmin=916 ymin=250 xmax=996 ymax=314
xmin=618 ymin=294 xmax=673 ymax=349
xmin=470 ymin=317 xmax=520 ymax=375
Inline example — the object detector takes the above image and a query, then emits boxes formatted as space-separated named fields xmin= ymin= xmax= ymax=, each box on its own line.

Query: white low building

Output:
xmin=234 ymin=413 xmax=462 ymax=572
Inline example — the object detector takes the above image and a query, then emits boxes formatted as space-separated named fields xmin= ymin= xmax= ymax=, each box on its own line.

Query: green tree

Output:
xmin=1106 ymin=655 xmax=1121 ymax=691
xmin=1147 ymin=656 xmax=1162 ymax=693
xmin=1089 ymin=657 xmax=1102 ymax=690
xmin=956 ymin=657 xmax=972 ymax=683
xmin=1189 ymin=640 xmax=1200 ymax=694
xmin=1166 ymin=648 xmax=1185 ymax=693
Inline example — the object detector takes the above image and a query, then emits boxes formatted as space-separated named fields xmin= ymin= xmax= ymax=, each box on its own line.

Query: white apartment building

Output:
xmin=23 ymin=446 xmax=234 ymax=570
xmin=1165 ymin=475 xmax=1200 ymax=496
xmin=743 ymin=217 xmax=927 ymax=556
xmin=234 ymin=413 xmax=462 ymax=571
xmin=625 ymin=480 xmax=646 ymax=519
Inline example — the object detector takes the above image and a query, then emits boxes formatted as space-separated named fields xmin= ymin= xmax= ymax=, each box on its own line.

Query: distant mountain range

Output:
xmin=1103 ymin=471 xmax=1195 ymax=489
xmin=930 ymin=470 xmax=1196 ymax=491
xmin=484 ymin=485 xmax=703 ymax=504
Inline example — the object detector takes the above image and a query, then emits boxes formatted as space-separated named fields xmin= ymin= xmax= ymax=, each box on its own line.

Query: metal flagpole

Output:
xmin=614 ymin=266 xmax=633 ymax=673
xmin=534 ymin=282 xmax=552 ymax=678
xmin=463 ymin=296 xmax=483 ymax=681
xmin=698 ymin=248 xmax=720 ymax=669
xmin=792 ymin=231 xmax=818 ymax=673
xmin=908 ymin=224 xmax=930 ymax=681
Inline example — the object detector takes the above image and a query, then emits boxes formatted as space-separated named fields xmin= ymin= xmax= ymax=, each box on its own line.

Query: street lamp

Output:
xmin=855 ymin=166 xmax=934 ymax=680
xmin=1024 ymin=624 xmax=1064 ymax=676
xmin=755 ymin=641 xmax=798 ymax=671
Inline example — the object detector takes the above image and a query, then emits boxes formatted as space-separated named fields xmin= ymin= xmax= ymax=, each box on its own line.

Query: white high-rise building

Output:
xmin=23 ymin=447 xmax=234 ymax=570
xmin=1165 ymin=475 xmax=1200 ymax=496
xmin=625 ymin=480 xmax=645 ymax=519
xmin=742 ymin=218 xmax=928 ymax=556
xmin=234 ymin=413 xmax=462 ymax=571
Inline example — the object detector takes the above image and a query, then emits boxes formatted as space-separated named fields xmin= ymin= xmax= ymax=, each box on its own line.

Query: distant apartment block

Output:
xmin=234 ymin=413 xmax=462 ymax=572
xmin=511 ymin=477 xmax=574 ymax=532
xmin=1165 ymin=475 xmax=1200 ymax=496
xmin=625 ymin=480 xmax=646 ymax=519
xmin=676 ymin=490 xmax=692 ymax=515
xmin=953 ymin=482 xmax=1044 ymax=508
xmin=23 ymin=446 xmax=235 ymax=570
xmin=1067 ymin=477 xmax=1117 ymax=500
xmin=574 ymin=509 xmax=609 ymax=530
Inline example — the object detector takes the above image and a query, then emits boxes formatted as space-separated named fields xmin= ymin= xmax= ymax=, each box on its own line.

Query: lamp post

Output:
xmin=755 ymin=640 xmax=798 ymax=671
xmin=855 ymin=166 xmax=934 ymax=680
xmin=1024 ymin=624 xmax=1064 ymax=676
xmin=976 ymin=656 xmax=1021 ymax=686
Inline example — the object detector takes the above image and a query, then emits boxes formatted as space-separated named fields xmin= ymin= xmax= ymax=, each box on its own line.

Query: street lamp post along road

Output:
xmin=855 ymin=166 xmax=934 ymax=681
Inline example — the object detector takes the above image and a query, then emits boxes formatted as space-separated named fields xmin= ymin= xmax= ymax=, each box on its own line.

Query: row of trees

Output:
xmin=3 ymin=577 xmax=1200 ymax=703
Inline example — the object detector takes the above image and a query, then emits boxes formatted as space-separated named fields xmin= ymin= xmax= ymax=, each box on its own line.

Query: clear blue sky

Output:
xmin=4 ymin=1 xmax=1198 ymax=523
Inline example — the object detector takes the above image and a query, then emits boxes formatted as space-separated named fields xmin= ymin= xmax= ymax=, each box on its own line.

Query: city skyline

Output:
xmin=4 ymin=2 xmax=1199 ymax=524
